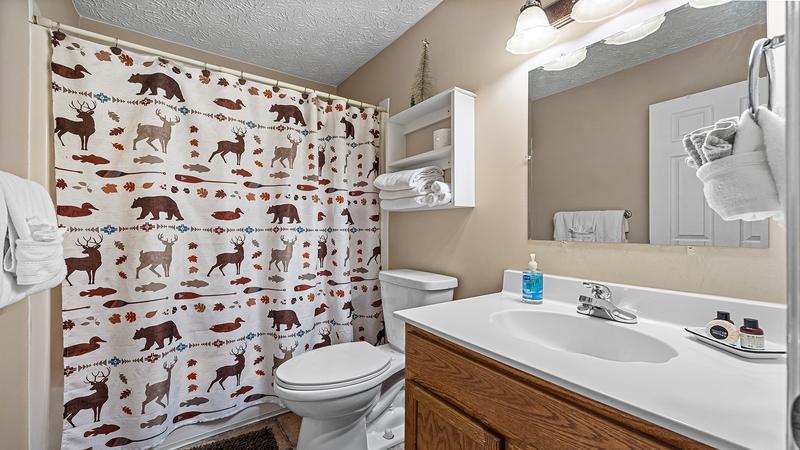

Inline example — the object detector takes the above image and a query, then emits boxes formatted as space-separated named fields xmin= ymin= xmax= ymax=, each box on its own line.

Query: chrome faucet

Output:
xmin=577 ymin=282 xmax=637 ymax=324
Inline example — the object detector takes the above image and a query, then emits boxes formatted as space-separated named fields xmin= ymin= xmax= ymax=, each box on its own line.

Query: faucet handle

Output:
xmin=582 ymin=282 xmax=612 ymax=300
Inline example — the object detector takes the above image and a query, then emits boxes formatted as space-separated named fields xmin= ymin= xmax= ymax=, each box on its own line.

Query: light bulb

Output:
xmin=571 ymin=0 xmax=637 ymax=23
xmin=541 ymin=48 xmax=587 ymax=71
xmin=506 ymin=1 xmax=559 ymax=54
xmin=603 ymin=14 xmax=665 ymax=45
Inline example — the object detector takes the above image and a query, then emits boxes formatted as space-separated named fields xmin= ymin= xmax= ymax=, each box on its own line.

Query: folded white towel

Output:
xmin=378 ymin=181 xmax=435 ymax=200
xmin=758 ymin=106 xmax=786 ymax=220
xmin=373 ymin=166 xmax=444 ymax=191
xmin=380 ymin=195 xmax=436 ymax=211
xmin=431 ymin=181 xmax=450 ymax=195
xmin=0 ymin=171 xmax=66 ymax=309
xmin=695 ymin=151 xmax=781 ymax=221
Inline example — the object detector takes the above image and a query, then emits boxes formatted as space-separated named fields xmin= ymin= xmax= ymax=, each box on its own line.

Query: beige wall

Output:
xmin=0 ymin=0 xmax=31 ymax=449
xmin=338 ymin=0 xmax=786 ymax=303
xmin=530 ymin=25 xmax=765 ymax=243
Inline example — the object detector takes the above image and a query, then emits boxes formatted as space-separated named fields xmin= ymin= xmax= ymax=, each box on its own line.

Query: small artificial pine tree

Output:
xmin=410 ymin=39 xmax=432 ymax=107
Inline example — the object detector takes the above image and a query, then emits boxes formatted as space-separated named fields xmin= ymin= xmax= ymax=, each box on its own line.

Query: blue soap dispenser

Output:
xmin=522 ymin=253 xmax=543 ymax=304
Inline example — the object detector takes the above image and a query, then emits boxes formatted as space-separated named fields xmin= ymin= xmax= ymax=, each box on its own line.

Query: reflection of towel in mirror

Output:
xmin=702 ymin=117 xmax=737 ymax=161
xmin=683 ymin=118 xmax=737 ymax=167
xmin=553 ymin=210 xmax=627 ymax=243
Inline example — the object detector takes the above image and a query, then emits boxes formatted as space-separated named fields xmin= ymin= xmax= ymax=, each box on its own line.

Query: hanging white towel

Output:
xmin=695 ymin=151 xmax=780 ymax=221
xmin=0 ymin=171 xmax=66 ymax=309
xmin=373 ymin=166 xmax=444 ymax=191
xmin=758 ymin=106 xmax=786 ymax=219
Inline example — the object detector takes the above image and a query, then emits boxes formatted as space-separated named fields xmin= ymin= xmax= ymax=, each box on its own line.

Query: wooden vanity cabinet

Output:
xmin=405 ymin=325 xmax=711 ymax=450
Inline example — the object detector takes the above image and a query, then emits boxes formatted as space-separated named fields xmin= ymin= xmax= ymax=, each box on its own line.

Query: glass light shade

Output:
xmin=541 ymin=48 xmax=587 ymax=71
xmin=688 ymin=0 xmax=732 ymax=8
xmin=571 ymin=0 xmax=638 ymax=23
xmin=603 ymin=14 xmax=665 ymax=45
xmin=506 ymin=5 xmax=559 ymax=54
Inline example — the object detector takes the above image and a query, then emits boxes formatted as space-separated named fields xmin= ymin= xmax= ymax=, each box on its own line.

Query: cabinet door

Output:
xmin=406 ymin=381 xmax=502 ymax=450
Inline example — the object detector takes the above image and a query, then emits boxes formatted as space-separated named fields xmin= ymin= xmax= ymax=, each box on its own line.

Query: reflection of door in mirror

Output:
xmin=649 ymin=80 xmax=768 ymax=248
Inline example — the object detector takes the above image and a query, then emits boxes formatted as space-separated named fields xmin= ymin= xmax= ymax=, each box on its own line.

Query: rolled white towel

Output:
xmin=378 ymin=180 xmax=434 ymax=200
xmin=431 ymin=181 xmax=450 ymax=195
xmin=373 ymin=166 xmax=444 ymax=191
xmin=380 ymin=195 xmax=434 ymax=211
xmin=436 ymin=192 xmax=452 ymax=205
xmin=423 ymin=193 xmax=438 ymax=207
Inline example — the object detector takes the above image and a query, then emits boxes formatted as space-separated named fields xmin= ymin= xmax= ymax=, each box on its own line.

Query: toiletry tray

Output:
xmin=684 ymin=327 xmax=785 ymax=359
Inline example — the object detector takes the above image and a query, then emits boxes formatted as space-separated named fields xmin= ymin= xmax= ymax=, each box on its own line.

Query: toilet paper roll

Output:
xmin=433 ymin=128 xmax=451 ymax=149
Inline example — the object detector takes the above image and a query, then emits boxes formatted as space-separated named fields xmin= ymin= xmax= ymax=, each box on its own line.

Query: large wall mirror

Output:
xmin=528 ymin=1 xmax=770 ymax=247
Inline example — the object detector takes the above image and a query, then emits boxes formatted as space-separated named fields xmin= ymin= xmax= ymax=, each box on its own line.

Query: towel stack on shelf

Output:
xmin=373 ymin=166 xmax=451 ymax=211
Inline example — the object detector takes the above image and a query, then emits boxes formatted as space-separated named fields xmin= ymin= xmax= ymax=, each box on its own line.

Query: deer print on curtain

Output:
xmin=52 ymin=32 xmax=382 ymax=450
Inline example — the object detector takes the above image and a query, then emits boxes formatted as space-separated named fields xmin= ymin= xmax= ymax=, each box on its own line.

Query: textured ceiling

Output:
xmin=72 ymin=0 xmax=442 ymax=85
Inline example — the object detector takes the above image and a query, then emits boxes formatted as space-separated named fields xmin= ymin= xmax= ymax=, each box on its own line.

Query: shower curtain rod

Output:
xmin=30 ymin=15 xmax=386 ymax=112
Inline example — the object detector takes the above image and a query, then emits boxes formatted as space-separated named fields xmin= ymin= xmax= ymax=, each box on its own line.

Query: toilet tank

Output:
xmin=379 ymin=269 xmax=458 ymax=352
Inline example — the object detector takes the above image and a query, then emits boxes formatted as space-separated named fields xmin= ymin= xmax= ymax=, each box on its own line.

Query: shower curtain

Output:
xmin=52 ymin=33 xmax=383 ymax=449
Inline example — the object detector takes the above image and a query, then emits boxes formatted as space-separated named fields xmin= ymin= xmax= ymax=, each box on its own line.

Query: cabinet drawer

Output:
xmin=406 ymin=326 xmax=709 ymax=449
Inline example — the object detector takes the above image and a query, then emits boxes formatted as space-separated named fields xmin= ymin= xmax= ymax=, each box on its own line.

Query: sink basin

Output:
xmin=490 ymin=310 xmax=678 ymax=363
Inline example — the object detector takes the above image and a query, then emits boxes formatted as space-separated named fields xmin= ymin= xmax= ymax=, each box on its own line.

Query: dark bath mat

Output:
xmin=187 ymin=426 xmax=280 ymax=450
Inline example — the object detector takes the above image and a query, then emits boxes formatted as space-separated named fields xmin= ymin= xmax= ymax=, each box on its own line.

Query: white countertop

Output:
xmin=395 ymin=271 xmax=786 ymax=450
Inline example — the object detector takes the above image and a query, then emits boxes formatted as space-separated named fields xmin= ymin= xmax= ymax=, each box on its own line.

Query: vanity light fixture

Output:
xmin=571 ymin=0 xmax=638 ymax=23
xmin=541 ymin=48 xmax=587 ymax=71
xmin=603 ymin=14 xmax=665 ymax=45
xmin=688 ymin=0 xmax=732 ymax=9
xmin=506 ymin=0 xmax=559 ymax=55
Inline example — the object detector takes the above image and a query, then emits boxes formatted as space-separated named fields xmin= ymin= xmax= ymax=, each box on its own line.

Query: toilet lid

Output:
xmin=275 ymin=342 xmax=391 ymax=391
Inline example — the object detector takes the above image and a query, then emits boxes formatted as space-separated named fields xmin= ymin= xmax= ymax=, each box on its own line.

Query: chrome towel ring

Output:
xmin=748 ymin=34 xmax=785 ymax=121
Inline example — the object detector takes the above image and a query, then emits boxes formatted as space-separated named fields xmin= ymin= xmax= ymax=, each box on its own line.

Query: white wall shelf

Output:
xmin=384 ymin=87 xmax=476 ymax=211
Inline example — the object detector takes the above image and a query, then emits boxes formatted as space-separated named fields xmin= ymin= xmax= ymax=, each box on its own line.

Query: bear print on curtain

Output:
xmin=52 ymin=32 xmax=383 ymax=450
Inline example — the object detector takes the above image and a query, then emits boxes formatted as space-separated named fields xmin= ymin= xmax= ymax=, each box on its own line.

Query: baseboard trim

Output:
xmin=156 ymin=407 xmax=289 ymax=450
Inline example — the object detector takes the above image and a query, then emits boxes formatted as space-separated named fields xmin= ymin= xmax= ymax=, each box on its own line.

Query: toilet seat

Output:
xmin=276 ymin=342 xmax=392 ymax=391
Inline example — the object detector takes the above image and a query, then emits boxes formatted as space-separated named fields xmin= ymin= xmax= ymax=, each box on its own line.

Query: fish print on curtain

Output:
xmin=52 ymin=32 xmax=383 ymax=450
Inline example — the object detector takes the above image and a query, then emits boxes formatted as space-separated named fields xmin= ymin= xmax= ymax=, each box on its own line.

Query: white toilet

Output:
xmin=274 ymin=269 xmax=457 ymax=450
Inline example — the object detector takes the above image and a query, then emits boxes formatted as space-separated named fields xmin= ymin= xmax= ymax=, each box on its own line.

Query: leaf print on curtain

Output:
xmin=52 ymin=32 xmax=383 ymax=450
